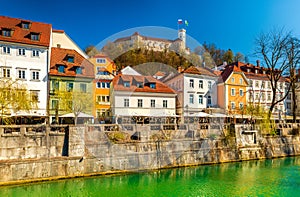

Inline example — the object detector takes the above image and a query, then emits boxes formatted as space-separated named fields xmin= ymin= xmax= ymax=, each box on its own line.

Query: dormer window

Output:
xmin=58 ymin=65 xmax=65 ymax=73
xmin=149 ymin=83 xmax=156 ymax=89
xmin=2 ymin=28 xmax=12 ymax=37
xmin=124 ymin=81 xmax=130 ymax=87
xmin=21 ymin=22 xmax=30 ymax=29
xmin=76 ymin=67 xmax=82 ymax=74
xmin=255 ymin=69 xmax=258 ymax=74
xmin=31 ymin=33 xmax=40 ymax=41
xmin=263 ymin=70 xmax=266 ymax=74
xmin=67 ymin=56 xmax=74 ymax=63
xmin=247 ymin=68 xmax=251 ymax=73
xmin=137 ymin=82 xmax=143 ymax=88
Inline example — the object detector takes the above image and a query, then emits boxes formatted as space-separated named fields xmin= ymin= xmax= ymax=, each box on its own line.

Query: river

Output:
xmin=1 ymin=156 xmax=300 ymax=196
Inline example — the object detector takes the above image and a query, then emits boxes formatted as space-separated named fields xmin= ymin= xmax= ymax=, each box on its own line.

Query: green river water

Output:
xmin=1 ymin=157 xmax=300 ymax=197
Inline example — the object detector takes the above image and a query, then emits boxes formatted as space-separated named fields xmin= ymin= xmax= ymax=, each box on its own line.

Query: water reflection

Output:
xmin=1 ymin=157 xmax=300 ymax=196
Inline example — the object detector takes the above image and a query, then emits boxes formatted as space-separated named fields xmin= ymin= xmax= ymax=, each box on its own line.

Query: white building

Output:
xmin=238 ymin=61 xmax=291 ymax=117
xmin=110 ymin=67 xmax=177 ymax=123
xmin=0 ymin=16 xmax=52 ymax=116
xmin=163 ymin=66 xmax=218 ymax=116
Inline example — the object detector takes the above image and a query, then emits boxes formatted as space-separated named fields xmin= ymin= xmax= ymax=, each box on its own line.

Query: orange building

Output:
xmin=217 ymin=62 xmax=248 ymax=115
xmin=89 ymin=54 xmax=116 ymax=122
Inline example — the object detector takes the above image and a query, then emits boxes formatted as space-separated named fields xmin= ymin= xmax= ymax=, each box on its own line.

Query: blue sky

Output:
xmin=1 ymin=0 xmax=300 ymax=62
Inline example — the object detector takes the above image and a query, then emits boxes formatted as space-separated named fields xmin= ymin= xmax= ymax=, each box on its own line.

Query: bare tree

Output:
xmin=254 ymin=28 xmax=292 ymax=120
xmin=285 ymin=37 xmax=300 ymax=122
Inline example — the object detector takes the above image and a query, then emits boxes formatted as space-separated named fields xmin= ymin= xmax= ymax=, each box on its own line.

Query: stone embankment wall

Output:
xmin=0 ymin=123 xmax=300 ymax=185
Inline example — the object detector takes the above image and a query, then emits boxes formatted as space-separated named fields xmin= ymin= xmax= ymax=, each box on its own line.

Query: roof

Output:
xmin=0 ymin=15 xmax=51 ymax=47
xmin=219 ymin=63 xmax=244 ymax=83
xmin=112 ymin=74 xmax=176 ymax=94
xmin=153 ymin=71 xmax=165 ymax=77
xmin=183 ymin=66 xmax=217 ymax=77
xmin=50 ymin=47 xmax=94 ymax=78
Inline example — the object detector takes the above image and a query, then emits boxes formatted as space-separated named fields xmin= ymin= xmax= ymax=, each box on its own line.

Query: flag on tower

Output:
xmin=178 ymin=19 xmax=183 ymax=24
xmin=185 ymin=20 xmax=189 ymax=27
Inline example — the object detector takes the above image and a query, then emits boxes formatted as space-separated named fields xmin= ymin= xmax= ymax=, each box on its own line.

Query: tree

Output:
xmin=285 ymin=37 xmax=300 ymax=122
xmin=234 ymin=52 xmax=245 ymax=62
xmin=222 ymin=49 xmax=234 ymax=64
xmin=0 ymin=79 xmax=36 ymax=124
xmin=84 ymin=45 xmax=99 ymax=57
xmin=254 ymin=28 xmax=292 ymax=120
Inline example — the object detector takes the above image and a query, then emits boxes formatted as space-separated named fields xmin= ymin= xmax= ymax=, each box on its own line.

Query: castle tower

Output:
xmin=178 ymin=28 xmax=186 ymax=44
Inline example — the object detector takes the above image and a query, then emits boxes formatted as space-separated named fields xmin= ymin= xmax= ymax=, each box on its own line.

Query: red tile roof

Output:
xmin=183 ymin=66 xmax=217 ymax=77
xmin=113 ymin=74 xmax=176 ymax=94
xmin=0 ymin=16 xmax=51 ymax=47
xmin=114 ymin=32 xmax=174 ymax=43
xmin=50 ymin=47 xmax=94 ymax=78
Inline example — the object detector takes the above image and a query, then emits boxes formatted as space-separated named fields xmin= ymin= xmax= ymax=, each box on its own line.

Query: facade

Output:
xmin=113 ymin=29 xmax=189 ymax=54
xmin=217 ymin=63 xmax=248 ymax=115
xmin=110 ymin=67 xmax=177 ymax=123
xmin=52 ymin=29 xmax=88 ymax=58
xmin=0 ymin=16 xmax=52 ymax=116
xmin=88 ymin=54 xmax=116 ymax=121
xmin=163 ymin=66 xmax=218 ymax=116
xmin=236 ymin=61 xmax=290 ymax=117
xmin=49 ymin=47 xmax=94 ymax=123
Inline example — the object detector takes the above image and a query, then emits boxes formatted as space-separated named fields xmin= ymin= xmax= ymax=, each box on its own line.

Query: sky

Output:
xmin=1 ymin=0 xmax=300 ymax=62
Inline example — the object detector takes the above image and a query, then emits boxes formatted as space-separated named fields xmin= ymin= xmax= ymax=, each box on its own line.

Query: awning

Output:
xmin=210 ymin=113 xmax=228 ymax=118
xmin=59 ymin=112 xmax=94 ymax=118
xmin=188 ymin=112 xmax=211 ymax=117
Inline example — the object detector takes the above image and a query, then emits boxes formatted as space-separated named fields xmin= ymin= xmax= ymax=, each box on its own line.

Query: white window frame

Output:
xmin=199 ymin=80 xmax=203 ymax=89
xmin=163 ymin=100 xmax=168 ymax=108
xmin=239 ymin=89 xmax=243 ymax=96
xmin=231 ymin=88 xmax=235 ymax=96
xmin=189 ymin=94 xmax=194 ymax=104
xmin=32 ymin=50 xmax=39 ymax=57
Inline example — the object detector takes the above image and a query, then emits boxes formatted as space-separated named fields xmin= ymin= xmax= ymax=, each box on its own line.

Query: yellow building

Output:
xmin=217 ymin=62 xmax=248 ymax=116
xmin=89 ymin=54 xmax=116 ymax=122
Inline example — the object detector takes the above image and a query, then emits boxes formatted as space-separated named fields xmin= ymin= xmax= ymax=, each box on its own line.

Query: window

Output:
xmin=21 ymin=22 xmax=30 ymax=29
xmin=101 ymin=82 xmax=106 ymax=88
xmin=255 ymin=81 xmax=259 ymax=88
xmin=287 ymin=93 xmax=291 ymax=100
xmin=279 ymin=83 xmax=283 ymax=89
xmin=239 ymin=78 xmax=243 ymax=84
xmin=262 ymin=93 xmax=265 ymax=101
xmin=18 ymin=48 xmax=25 ymax=56
xmin=207 ymin=95 xmax=212 ymax=105
xmin=52 ymin=100 xmax=59 ymax=109
xmin=76 ymin=67 xmax=82 ymax=74
xmin=189 ymin=79 xmax=194 ymax=88
xmin=199 ymin=80 xmax=203 ymax=89
xmin=189 ymin=94 xmax=194 ymax=104
xmin=3 ymin=46 xmax=10 ymax=54
xmin=231 ymin=88 xmax=235 ymax=96
xmin=267 ymin=82 xmax=271 ymax=89
xmin=261 ymin=81 xmax=265 ymax=88
xmin=163 ymin=100 xmax=168 ymax=108
xmin=208 ymin=81 xmax=212 ymax=89
xmin=239 ymin=89 xmax=243 ymax=96
xmin=30 ymin=90 xmax=39 ymax=103
xmin=231 ymin=102 xmax=236 ymax=109
xmin=287 ymin=103 xmax=291 ymax=109
xmin=151 ymin=99 xmax=155 ymax=108
xmin=96 ymin=95 xmax=109 ymax=103
xmin=17 ymin=70 xmax=26 ymax=79
xmin=267 ymin=93 xmax=271 ymax=101
xmin=255 ymin=93 xmax=259 ymax=100
xmin=32 ymin=50 xmax=39 ymax=57
xmin=58 ymin=65 xmax=65 ymax=73
xmin=149 ymin=83 xmax=156 ymax=89
xmin=80 ymin=83 xmax=87 ymax=93
xmin=249 ymin=79 xmax=253 ymax=86
xmin=2 ymin=68 xmax=11 ymax=78
xmin=124 ymin=99 xmax=129 ymax=107
xmin=138 ymin=99 xmax=143 ymax=108
xmin=2 ymin=29 xmax=12 ymax=37
xmin=52 ymin=81 xmax=59 ymax=91
xmin=96 ymin=58 xmax=106 ymax=64
xmin=239 ymin=103 xmax=244 ymax=109
xmin=198 ymin=95 xmax=203 ymax=104
xmin=67 ymin=56 xmax=74 ymax=63
xmin=31 ymin=71 xmax=39 ymax=80
xmin=124 ymin=81 xmax=130 ymax=87
xmin=249 ymin=92 xmax=253 ymax=101
xmin=31 ymin=33 xmax=40 ymax=41
xmin=137 ymin=82 xmax=143 ymax=88
xmin=66 ymin=82 xmax=73 ymax=92
xmin=96 ymin=82 xmax=101 ymax=88
xmin=231 ymin=77 xmax=235 ymax=83
xmin=106 ymin=82 xmax=110 ymax=88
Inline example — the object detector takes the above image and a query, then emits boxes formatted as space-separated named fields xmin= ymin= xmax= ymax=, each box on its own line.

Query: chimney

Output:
xmin=178 ymin=66 xmax=183 ymax=73
xmin=256 ymin=60 xmax=260 ymax=68
xmin=57 ymin=44 xmax=61 ymax=48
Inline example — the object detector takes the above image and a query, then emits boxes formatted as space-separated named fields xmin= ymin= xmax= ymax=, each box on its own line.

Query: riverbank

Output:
xmin=1 ymin=124 xmax=300 ymax=186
